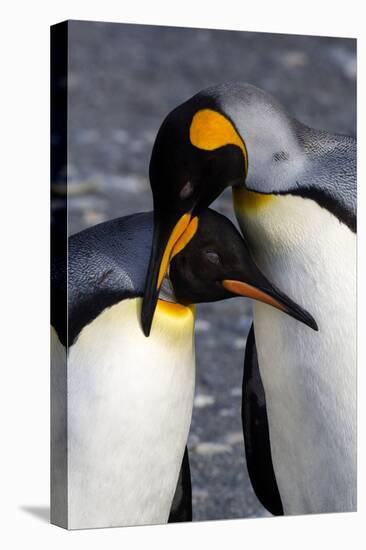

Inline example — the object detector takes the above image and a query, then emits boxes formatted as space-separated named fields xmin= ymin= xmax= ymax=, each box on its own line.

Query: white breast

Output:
xmin=235 ymin=193 xmax=356 ymax=514
xmin=66 ymin=298 xmax=195 ymax=529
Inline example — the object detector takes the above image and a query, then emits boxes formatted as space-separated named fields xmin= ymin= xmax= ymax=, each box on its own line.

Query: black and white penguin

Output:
xmin=51 ymin=209 xmax=316 ymax=529
xmin=51 ymin=212 xmax=196 ymax=530
xmin=141 ymin=82 xmax=356 ymax=515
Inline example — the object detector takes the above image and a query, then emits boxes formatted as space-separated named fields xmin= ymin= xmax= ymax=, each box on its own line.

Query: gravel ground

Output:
xmin=65 ymin=20 xmax=356 ymax=522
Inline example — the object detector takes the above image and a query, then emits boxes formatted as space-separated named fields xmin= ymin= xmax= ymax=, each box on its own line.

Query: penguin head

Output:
xmin=169 ymin=209 xmax=318 ymax=331
xmin=142 ymin=82 xmax=304 ymax=336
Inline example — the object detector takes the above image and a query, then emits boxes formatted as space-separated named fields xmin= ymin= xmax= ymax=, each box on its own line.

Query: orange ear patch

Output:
xmin=190 ymin=109 xmax=248 ymax=175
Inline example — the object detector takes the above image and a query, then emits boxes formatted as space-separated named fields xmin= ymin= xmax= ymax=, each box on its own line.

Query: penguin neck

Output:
xmin=293 ymin=122 xmax=356 ymax=232
xmin=231 ymin=120 xmax=356 ymax=232
xmin=235 ymin=192 xmax=356 ymax=514
xmin=158 ymin=275 xmax=195 ymax=319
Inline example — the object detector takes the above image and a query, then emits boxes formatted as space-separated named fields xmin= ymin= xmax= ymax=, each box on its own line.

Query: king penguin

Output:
xmin=141 ymin=82 xmax=356 ymax=515
xmin=51 ymin=208 xmax=316 ymax=529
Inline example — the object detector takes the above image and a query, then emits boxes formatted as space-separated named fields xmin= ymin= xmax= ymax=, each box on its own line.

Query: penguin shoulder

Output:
xmin=293 ymin=122 xmax=356 ymax=232
xmin=53 ymin=212 xmax=154 ymax=346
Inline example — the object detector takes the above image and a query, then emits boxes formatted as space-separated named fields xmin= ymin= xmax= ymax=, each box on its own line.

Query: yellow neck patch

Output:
xmin=233 ymin=186 xmax=275 ymax=213
xmin=156 ymin=299 xmax=195 ymax=320
xmin=189 ymin=109 xmax=248 ymax=176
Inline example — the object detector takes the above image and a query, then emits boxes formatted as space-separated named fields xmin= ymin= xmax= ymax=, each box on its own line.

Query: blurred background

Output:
xmin=65 ymin=20 xmax=356 ymax=521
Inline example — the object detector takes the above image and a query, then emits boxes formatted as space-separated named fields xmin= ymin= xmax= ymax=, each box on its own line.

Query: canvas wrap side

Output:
xmin=50 ymin=20 xmax=69 ymax=530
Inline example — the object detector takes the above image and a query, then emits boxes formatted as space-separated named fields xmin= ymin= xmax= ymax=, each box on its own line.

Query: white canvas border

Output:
xmin=0 ymin=1 xmax=364 ymax=548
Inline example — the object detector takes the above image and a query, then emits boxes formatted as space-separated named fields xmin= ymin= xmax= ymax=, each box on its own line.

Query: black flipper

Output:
xmin=168 ymin=447 xmax=192 ymax=523
xmin=242 ymin=324 xmax=284 ymax=516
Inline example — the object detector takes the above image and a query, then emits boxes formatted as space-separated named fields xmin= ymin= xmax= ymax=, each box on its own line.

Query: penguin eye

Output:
xmin=180 ymin=180 xmax=194 ymax=200
xmin=204 ymin=250 xmax=221 ymax=265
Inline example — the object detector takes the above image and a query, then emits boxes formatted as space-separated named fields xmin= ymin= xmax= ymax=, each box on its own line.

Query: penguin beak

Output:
xmin=222 ymin=279 xmax=318 ymax=331
xmin=142 ymin=214 xmax=199 ymax=336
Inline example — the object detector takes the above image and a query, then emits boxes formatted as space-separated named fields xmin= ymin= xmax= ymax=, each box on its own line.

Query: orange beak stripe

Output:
xmin=170 ymin=217 xmax=199 ymax=261
xmin=157 ymin=214 xmax=191 ymax=290
xmin=222 ymin=280 xmax=287 ymax=313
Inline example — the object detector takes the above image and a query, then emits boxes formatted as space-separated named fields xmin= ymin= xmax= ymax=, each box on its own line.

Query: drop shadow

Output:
xmin=20 ymin=505 xmax=50 ymax=523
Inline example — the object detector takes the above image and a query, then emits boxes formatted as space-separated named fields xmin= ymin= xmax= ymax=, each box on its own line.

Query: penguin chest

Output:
xmin=67 ymin=298 xmax=195 ymax=529
xmin=234 ymin=190 xmax=357 ymax=514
